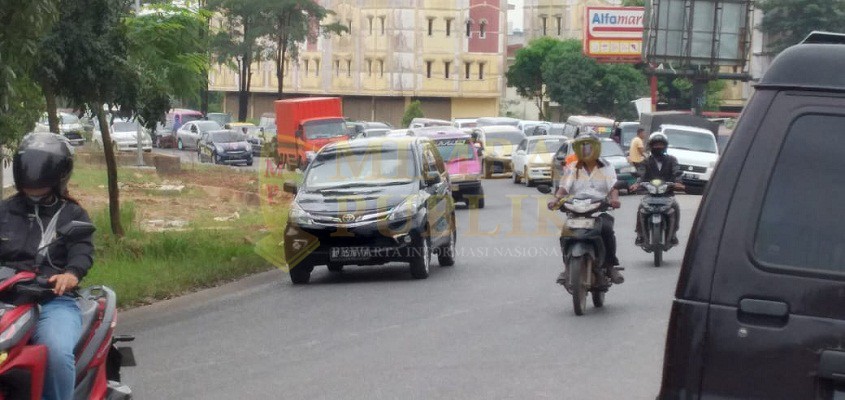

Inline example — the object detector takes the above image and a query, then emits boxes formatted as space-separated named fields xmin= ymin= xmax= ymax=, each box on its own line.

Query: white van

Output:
xmin=563 ymin=115 xmax=615 ymax=138
xmin=657 ymin=124 xmax=720 ymax=194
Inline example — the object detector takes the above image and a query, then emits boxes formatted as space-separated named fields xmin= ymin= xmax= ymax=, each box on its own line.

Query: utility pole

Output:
xmin=134 ymin=0 xmax=145 ymax=166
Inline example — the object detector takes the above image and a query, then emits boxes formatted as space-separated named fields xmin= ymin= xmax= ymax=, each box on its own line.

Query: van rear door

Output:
xmin=700 ymin=92 xmax=845 ymax=398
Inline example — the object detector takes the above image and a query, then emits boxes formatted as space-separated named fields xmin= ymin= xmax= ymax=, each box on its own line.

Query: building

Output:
xmin=522 ymin=0 xmax=622 ymax=42
xmin=208 ymin=0 xmax=508 ymax=127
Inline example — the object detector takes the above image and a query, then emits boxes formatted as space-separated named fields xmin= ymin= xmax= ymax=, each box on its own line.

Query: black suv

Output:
xmin=282 ymin=137 xmax=457 ymax=284
xmin=659 ymin=32 xmax=845 ymax=399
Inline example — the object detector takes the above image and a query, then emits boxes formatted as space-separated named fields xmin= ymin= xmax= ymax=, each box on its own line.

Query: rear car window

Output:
xmin=754 ymin=114 xmax=845 ymax=273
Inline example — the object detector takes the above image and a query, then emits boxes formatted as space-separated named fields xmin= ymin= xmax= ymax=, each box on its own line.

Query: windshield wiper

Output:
xmin=312 ymin=180 xmax=412 ymax=191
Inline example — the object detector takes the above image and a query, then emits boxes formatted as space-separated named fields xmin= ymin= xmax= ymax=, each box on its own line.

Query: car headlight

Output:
xmin=465 ymin=173 xmax=480 ymax=181
xmin=389 ymin=196 xmax=421 ymax=221
xmin=245 ymin=143 xmax=253 ymax=153
xmin=288 ymin=203 xmax=312 ymax=225
xmin=709 ymin=161 xmax=717 ymax=169
xmin=563 ymin=199 xmax=601 ymax=214
xmin=621 ymin=166 xmax=636 ymax=174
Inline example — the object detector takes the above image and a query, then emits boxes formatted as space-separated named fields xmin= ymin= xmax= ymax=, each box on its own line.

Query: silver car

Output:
xmin=176 ymin=120 xmax=222 ymax=150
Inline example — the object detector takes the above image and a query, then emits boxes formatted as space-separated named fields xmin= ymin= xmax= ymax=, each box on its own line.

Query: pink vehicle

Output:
xmin=417 ymin=128 xmax=485 ymax=209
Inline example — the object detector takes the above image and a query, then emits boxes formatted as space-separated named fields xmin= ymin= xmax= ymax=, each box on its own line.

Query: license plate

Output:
xmin=330 ymin=247 xmax=375 ymax=260
xmin=683 ymin=173 xmax=697 ymax=180
xmin=566 ymin=218 xmax=594 ymax=229
xmin=451 ymin=184 xmax=460 ymax=191
xmin=652 ymin=214 xmax=662 ymax=224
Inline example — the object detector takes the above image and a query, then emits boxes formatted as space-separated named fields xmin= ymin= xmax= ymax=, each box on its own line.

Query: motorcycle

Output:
xmin=634 ymin=179 xmax=680 ymax=267
xmin=0 ymin=221 xmax=135 ymax=400
xmin=537 ymin=185 xmax=620 ymax=316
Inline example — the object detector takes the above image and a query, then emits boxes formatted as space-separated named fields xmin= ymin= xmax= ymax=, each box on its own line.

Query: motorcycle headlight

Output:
xmin=288 ymin=203 xmax=313 ymax=225
xmin=563 ymin=200 xmax=601 ymax=214
xmin=389 ymin=196 xmax=421 ymax=221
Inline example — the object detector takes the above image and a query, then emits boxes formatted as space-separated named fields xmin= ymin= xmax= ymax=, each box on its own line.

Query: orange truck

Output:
xmin=274 ymin=97 xmax=347 ymax=168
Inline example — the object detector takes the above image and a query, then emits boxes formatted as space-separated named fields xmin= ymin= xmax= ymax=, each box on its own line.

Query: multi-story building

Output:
xmin=522 ymin=0 xmax=622 ymax=42
xmin=209 ymin=0 xmax=508 ymax=127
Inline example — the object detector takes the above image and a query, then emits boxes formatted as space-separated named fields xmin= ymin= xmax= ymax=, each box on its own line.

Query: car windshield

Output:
xmin=305 ymin=146 xmax=417 ymax=189
xmin=182 ymin=114 xmax=202 ymax=124
xmin=112 ymin=121 xmax=138 ymax=132
xmin=434 ymin=138 xmax=476 ymax=162
xmin=209 ymin=131 xmax=247 ymax=143
xmin=304 ymin=119 xmax=347 ymax=140
xmin=60 ymin=114 xmax=80 ymax=124
xmin=664 ymin=128 xmax=718 ymax=153
xmin=621 ymin=125 xmax=639 ymax=145
xmin=196 ymin=121 xmax=222 ymax=132
xmin=528 ymin=138 xmax=566 ymax=154
xmin=365 ymin=129 xmax=389 ymax=137
xmin=549 ymin=125 xmax=565 ymax=136
xmin=601 ymin=141 xmax=625 ymax=157
xmin=485 ymin=130 xmax=524 ymax=145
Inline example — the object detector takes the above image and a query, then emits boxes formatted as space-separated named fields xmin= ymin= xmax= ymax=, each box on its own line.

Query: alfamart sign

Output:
xmin=584 ymin=6 xmax=645 ymax=62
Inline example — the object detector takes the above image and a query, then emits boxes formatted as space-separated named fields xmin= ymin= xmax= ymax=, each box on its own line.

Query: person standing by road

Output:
xmin=628 ymin=128 xmax=647 ymax=171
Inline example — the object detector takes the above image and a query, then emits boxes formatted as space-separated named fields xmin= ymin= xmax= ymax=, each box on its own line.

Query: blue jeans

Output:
xmin=32 ymin=296 xmax=81 ymax=400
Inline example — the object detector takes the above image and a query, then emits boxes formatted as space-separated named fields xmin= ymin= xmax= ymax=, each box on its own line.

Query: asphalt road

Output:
xmin=120 ymin=178 xmax=701 ymax=400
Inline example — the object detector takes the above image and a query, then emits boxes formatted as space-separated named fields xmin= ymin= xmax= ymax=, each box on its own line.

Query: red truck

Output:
xmin=274 ymin=97 xmax=347 ymax=169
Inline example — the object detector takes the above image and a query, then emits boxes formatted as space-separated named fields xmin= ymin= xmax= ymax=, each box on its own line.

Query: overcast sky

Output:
xmin=509 ymin=0 xmax=524 ymax=32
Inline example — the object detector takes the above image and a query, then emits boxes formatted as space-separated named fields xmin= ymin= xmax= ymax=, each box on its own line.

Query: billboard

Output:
xmin=584 ymin=6 xmax=645 ymax=63
xmin=643 ymin=0 xmax=753 ymax=67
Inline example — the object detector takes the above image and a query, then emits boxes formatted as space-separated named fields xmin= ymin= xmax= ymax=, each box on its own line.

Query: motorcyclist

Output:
xmin=629 ymin=132 xmax=684 ymax=245
xmin=0 ymin=133 xmax=94 ymax=400
xmin=547 ymin=134 xmax=624 ymax=286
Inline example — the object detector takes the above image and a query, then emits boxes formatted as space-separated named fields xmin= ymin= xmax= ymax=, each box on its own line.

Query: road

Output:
xmin=120 ymin=178 xmax=699 ymax=399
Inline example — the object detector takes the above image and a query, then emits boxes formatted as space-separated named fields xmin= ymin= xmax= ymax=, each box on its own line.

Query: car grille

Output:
xmin=64 ymin=132 xmax=83 ymax=140
xmin=679 ymin=164 xmax=707 ymax=173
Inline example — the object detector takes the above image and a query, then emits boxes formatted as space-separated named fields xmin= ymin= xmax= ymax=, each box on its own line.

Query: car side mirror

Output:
xmin=57 ymin=221 xmax=96 ymax=240
xmin=425 ymin=171 xmax=441 ymax=186
xmin=554 ymin=154 xmax=565 ymax=162
xmin=536 ymin=184 xmax=552 ymax=194
xmin=283 ymin=181 xmax=298 ymax=195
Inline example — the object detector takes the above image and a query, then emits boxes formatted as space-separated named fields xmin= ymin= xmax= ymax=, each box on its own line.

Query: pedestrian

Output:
xmin=628 ymin=128 xmax=647 ymax=172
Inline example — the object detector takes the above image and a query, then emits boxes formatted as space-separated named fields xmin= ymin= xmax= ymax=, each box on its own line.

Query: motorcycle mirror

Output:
xmin=536 ymin=184 xmax=552 ymax=194
xmin=57 ymin=221 xmax=96 ymax=241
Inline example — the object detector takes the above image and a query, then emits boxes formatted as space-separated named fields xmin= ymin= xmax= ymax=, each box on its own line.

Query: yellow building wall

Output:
xmin=452 ymin=98 xmax=499 ymax=118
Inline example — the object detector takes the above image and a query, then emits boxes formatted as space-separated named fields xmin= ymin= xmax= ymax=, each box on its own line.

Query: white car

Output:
xmin=658 ymin=124 xmax=720 ymax=194
xmin=92 ymin=119 xmax=152 ymax=152
xmin=176 ymin=120 xmax=222 ymax=150
xmin=33 ymin=112 xmax=87 ymax=146
xmin=452 ymin=118 xmax=478 ymax=129
xmin=512 ymin=135 xmax=568 ymax=186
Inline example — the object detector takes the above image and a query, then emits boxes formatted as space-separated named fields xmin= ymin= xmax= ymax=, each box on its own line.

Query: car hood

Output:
xmin=297 ymin=183 xmax=417 ymax=215
xmin=525 ymin=153 xmax=553 ymax=166
xmin=446 ymin=158 xmax=481 ymax=175
xmin=604 ymin=155 xmax=630 ymax=170
xmin=667 ymin=148 xmax=718 ymax=166
xmin=112 ymin=131 xmax=150 ymax=141
xmin=489 ymin=144 xmax=516 ymax=157
xmin=215 ymin=141 xmax=250 ymax=152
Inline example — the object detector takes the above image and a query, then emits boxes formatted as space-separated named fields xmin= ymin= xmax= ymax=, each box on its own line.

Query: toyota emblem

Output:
xmin=687 ymin=166 xmax=694 ymax=171
xmin=341 ymin=214 xmax=356 ymax=223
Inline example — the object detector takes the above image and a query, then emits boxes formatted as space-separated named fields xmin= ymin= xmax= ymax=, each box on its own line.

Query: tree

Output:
xmin=542 ymin=40 xmax=648 ymax=119
xmin=264 ymin=0 xmax=346 ymax=99
xmin=621 ymin=0 xmax=645 ymax=6
xmin=402 ymin=100 xmax=424 ymax=128
xmin=208 ymin=0 xmax=271 ymax=122
xmin=505 ymin=38 xmax=576 ymax=121
xmin=39 ymin=0 xmax=137 ymax=236
xmin=662 ymin=78 xmax=726 ymax=112
xmin=759 ymin=0 xmax=845 ymax=54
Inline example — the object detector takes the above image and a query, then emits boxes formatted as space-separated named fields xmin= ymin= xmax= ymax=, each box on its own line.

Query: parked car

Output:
xmin=159 ymin=109 xmax=204 ymax=148
xmin=551 ymin=138 xmax=636 ymax=191
xmin=281 ymin=136 xmax=457 ymax=283
xmin=408 ymin=118 xmax=451 ymax=129
xmin=452 ymin=118 xmax=478 ymax=129
xmin=618 ymin=121 xmax=640 ymax=152
xmin=415 ymin=128 xmax=484 ymax=208
xmin=473 ymin=125 xmax=526 ymax=178
xmin=532 ymin=123 xmax=567 ymax=137
xmin=197 ymin=130 xmax=253 ymax=166
xmin=517 ymin=120 xmax=547 ymax=137
xmin=562 ymin=115 xmax=615 ymax=138
xmin=258 ymin=112 xmax=276 ymax=136
xmin=656 ymin=124 xmax=719 ymax=195
xmin=658 ymin=32 xmax=845 ymax=399
xmin=91 ymin=119 xmax=152 ymax=152
xmin=176 ymin=120 xmax=223 ymax=150
xmin=511 ymin=135 xmax=568 ymax=186
xmin=475 ymin=117 xmax=520 ymax=127
xmin=225 ymin=122 xmax=265 ymax=156
xmin=33 ymin=112 xmax=87 ymax=146
xmin=387 ymin=129 xmax=413 ymax=137
xmin=206 ymin=112 xmax=232 ymax=127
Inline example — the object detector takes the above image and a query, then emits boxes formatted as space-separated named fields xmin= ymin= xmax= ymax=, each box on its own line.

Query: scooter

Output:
xmin=635 ymin=179 xmax=680 ymax=267
xmin=538 ymin=185 xmax=619 ymax=316
xmin=0 ymin=221 xmax=135 ymax=400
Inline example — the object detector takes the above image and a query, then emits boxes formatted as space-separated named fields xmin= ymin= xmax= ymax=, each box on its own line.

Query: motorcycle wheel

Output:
xmin=569 ymin=256 xmax=588 ymax=316
xmin=592 ymin=290 xmax=605 ymax=308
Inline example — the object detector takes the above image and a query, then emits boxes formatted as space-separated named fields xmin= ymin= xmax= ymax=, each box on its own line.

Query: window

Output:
xmin=444 ymin=61 xmax=451 ymax=79
xmin=426 ymin=61 xmax=432 ymax=78
xmin=346 ymin=60 xmax=352 ymax=77
xmin=466 ymin=20 xmax=472 ymax=38
xmin=304 ymin=59 xmax=310 ymax=77
xmin=380 ymin=16 xmax=386 ymax=35
xmin=479 ymin=20 xmax=487 ymax=38
xmin=367 ymin=59 xmax=373 ymax=76
xmin=334 ymin=60 xmax=340 ymax=76
xmin=556 ymin=16 xmax=562 ymax=36
xmin=445 ymin=19 xmax=452 ymax=37
xmin=368 ymin=16 xmax=374 ymax=35
xmin=542 ymin=16 xmax=547 ymax=36
xmin=754 ymin=114 xmax=845 ymax=272
xmin=478 ymin=63 xmax=485 ymax=80
xmin=465 ymin=62 xmax=471 ymax=79
xmin=379 ymin=59 xmax=384 ymax=77
xmin=314 ymin=59 xmax=320 ymax=76
xmin=347 ymin=19 xmax=352 ymax=34
xmin=428 ymin=18 xmax=434 ymax=36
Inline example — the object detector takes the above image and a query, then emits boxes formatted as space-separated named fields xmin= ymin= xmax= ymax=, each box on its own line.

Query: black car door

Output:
xmin=421 ymin=142 xmax=451 ymax=248
xmin=699 ymin=92 xmax=845 ymax=399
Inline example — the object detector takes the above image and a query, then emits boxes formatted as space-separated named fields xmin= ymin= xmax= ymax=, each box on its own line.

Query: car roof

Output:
xmin=619 ymin=121 xmax=639 ymax=126
xmin=660 ymin=124 xmax=715 ymax=135
xmin=527 ymin=134 xmax=567 ymax=141
xmin=227 ymin=122 xmax=255 ymax=127
xmin=416 ymin=130 xmax=470 ymax=140
xmin=567 ymin=115 xmax=615 ymax=124
xmin=323 ymin=136 xmax=420 ymax=151
xmin=757 ymin=42 xmax=845 ymax=92
xmin=476 ymin=125 xmax=523 ymax=133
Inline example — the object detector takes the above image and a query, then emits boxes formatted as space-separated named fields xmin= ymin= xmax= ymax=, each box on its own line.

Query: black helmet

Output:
xmin=13 ymin=133 xmax=74 ymax=194
xmin=647 ymin=132 xmax=669 ymax=149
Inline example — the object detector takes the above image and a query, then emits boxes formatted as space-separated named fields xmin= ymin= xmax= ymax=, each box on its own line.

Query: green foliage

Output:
xmin=759 ymin=0 xmax=845 ymax=54
xmin=542 ymin=40 xmax=648 ymax=120
xmin=621 ymin=0 xmax=645 ymax=6
xmin=506 ymin=38 xmax=578 ymax=120
xmin=0 ymin=0 xmax=57 ymax=145
xmin=402 ymin=101 xmax=424 ymax=128
xmin=660 ymin=78 xmax=726 ymax=111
